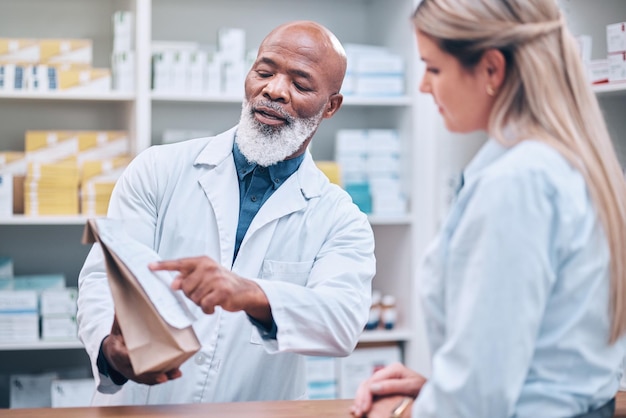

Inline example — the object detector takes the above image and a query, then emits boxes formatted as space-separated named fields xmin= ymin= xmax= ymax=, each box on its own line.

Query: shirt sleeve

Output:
xmin=413 ymin=171 xmax=557 ymax=417
xmin=248 ymin=315 xmax=278 ymax=339
xmin=96 ymin=337 xmax=129 ymax=386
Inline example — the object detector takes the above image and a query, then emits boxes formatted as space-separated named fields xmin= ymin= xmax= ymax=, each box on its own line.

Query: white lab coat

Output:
xmin=77 ymin=126 xmax=376 ymax=405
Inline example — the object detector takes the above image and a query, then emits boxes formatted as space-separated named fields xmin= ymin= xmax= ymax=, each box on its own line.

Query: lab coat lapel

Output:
xmin=238 ymin=153 xmax=322 ymax=258
xmin=195 ymin=127 xmax=239 ymax=268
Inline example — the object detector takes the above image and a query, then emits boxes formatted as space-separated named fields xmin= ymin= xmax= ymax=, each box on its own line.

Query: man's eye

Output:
xmin=294 ymin=83 xmax=311 ymax=92
xmin=426 ymin=67 xmax=440 ymax=74
xmin=257 ymin=71 xmax=272 ymax=78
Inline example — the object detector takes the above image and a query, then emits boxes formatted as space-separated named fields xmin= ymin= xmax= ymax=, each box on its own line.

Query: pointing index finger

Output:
xmin=148 ymin=259 xmax=186 ymax=272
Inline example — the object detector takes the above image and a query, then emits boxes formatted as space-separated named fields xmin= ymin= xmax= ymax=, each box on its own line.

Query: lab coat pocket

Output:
xmin=260 ymin=260 xmax=313 ymax=286
xmin=250 ymin=327 xmax=263 ymax=345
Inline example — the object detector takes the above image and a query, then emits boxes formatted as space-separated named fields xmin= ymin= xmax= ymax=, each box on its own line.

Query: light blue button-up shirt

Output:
xmin=413 ymin=138 xmax=626 ymax=417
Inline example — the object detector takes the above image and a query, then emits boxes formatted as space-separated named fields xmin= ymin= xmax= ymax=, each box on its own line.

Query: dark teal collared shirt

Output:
xmin=232 ymin=142 xmax=304 ymax=339
xmin=232 ymin=141 xmax=304 ymax=260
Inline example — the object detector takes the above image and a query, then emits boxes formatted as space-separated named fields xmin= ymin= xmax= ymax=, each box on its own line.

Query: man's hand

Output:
xmin=149 ymin=256 xmax=272 ymax=326
xmin=102 ymin=316 xmax=182 ymax=385
xmin=349 ymin=362 xmax=426 ymax=417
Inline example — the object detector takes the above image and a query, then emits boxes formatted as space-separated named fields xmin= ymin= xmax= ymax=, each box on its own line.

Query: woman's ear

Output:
xmin=482 ymin=49 xmax=506 ymax=92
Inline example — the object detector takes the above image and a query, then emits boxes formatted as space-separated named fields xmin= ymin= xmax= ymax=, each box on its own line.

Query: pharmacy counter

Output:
xmin=0 ymin=399 xmax=354 ymax=417
xmin=2 ymin=395 xmax=626 ymax=417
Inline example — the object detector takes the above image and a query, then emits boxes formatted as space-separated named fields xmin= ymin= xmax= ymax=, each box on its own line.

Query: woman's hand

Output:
xmin=349 ymin=362 xmax=426 ymax=417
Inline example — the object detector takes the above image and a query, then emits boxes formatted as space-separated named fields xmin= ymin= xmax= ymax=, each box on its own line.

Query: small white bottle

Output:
xmin=365 ymin=290 xmax=382 ymax=330
xmin=381 ymin=294 xmax=397 ymax=330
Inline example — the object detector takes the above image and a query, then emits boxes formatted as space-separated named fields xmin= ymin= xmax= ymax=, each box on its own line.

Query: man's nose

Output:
xmin=262 ymin=75 xmax=290 ymax=103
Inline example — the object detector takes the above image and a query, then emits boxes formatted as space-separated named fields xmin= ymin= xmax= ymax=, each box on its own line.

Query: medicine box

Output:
xmin=41 ymin=315 xmax=78 ymax=340
xmin=0 ymin=39 xmax=38 ymax=63
xmin=609 ymin=52 xmax=626 ymax=82
xmin=40 ymin=288 xmax=77 ymax=316
xmin=607 ymin=22 xmax=626 ymax=54
xmin=39 ymin=39 xmax=92 ymax=65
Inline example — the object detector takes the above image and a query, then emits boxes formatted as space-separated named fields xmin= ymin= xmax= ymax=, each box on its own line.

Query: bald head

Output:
xmin=259 ymin=20 xmax=347 ymax=94
xmin=241 ymin=20 xmax=347 ymax=164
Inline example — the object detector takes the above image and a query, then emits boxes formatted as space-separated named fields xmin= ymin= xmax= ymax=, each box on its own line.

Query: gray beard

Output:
xmin=235 ymin=99 xmax=322 ymax=167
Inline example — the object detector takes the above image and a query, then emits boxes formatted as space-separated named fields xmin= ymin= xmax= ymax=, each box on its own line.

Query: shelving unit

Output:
xmin=0 ymin=0 xmax=427 ymax=407
xmin=561 ymin=0 xmax=626 ymax=166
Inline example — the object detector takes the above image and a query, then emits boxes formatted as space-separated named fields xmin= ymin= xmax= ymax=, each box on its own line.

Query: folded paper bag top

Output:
xmin=82 ymin=218 xmax=201 ymax=375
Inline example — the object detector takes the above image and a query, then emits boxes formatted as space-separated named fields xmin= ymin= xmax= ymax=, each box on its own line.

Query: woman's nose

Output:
xmin=419 ymin=74 xmax=430 ymax=94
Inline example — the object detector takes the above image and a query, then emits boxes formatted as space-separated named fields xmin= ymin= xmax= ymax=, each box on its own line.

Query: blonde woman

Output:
xmin=350 ymin=0 xmax=626 ymax=417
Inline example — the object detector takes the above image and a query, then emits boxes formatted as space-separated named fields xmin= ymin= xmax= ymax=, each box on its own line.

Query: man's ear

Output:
xmin=323 ymin=93 xmax=343 ymax=119
xmin=482 ymin=49 xmax=506 ymax=92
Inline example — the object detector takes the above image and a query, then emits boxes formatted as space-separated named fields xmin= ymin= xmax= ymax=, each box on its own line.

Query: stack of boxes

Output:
xmin=0 ymin=152 xmax=25 ymax=216
xmin=0 ymin=273 xmax=75 ymax=343
xmin=335 ymin=129 xmax=407 ymax=216
xmin=1 ymin=262 xmax=92 ymax=408
xmin=25 ymin=132 xmax=80 ymax=215
xmin=152 ymin=27 xmax=252 ymax=96
xmin=304 ymin=345 xmax=402 ymax=400
xmin=305 ymin=356 xmax=337 ymax=400
xmin=608 ymin=22 xmax=626 ymax=84
xmin=80 ymin=155 xmax=131 ymax=216
xmin=342 ymin=44 xmax=405 ymax=97
xmin=111 ymin=10 xmax=135 ymax=92
xmin=10 ymin=373 xmax=94 ymax=408
xmin=0 ymin=37 xmax=112 ymax=93
xmin=24 ymin=131 xmax=130 ymax=215
xmin=1 ymin=132 xmax=132 ymax=218
xmin=0 ymin=286 xmax=39 ymax=343
xmin=40 ymin=287 xmax=78 ymax=341
xmin=18 ymin=130 xmax=130 ymax=216
xmin=578 ymin=22 xmax=626 ymax=85
xmin=0 ymin=9 xmax=133 ymax=94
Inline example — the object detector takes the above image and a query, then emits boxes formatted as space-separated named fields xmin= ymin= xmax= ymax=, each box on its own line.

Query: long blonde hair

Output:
xmin=413 ymin=0 xmax=626 ymax=343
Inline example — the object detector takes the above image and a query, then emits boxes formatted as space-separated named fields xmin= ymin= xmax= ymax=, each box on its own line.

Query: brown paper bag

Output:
xmin=82 ymin=219 xmax=200 ymax=375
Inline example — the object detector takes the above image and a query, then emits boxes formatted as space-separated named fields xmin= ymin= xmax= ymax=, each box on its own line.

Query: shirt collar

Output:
xmin=232 ymin=141 xmax=305 ymax=189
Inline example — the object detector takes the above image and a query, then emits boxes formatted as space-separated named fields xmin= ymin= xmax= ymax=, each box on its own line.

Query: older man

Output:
xmin=77 ymin=20 xmax=375 ymax=406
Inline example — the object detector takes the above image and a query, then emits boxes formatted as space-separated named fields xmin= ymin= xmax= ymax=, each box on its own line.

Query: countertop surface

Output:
xmin=1 ymin=394 xmax=626 ymax=417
